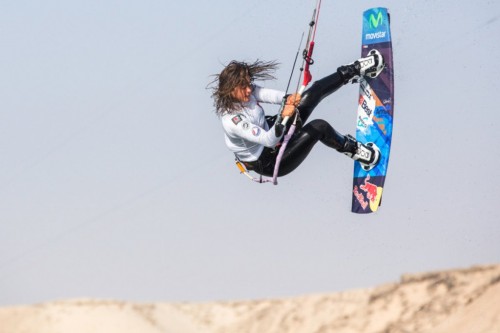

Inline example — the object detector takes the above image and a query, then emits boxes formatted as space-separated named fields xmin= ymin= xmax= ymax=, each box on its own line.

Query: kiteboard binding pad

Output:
xmin=351 ymin=7 xmax=394 ymax=214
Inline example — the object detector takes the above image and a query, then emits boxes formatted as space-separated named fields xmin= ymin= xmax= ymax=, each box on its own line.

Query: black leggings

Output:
xmin=250 ymin=69 xmax=350 ymax=177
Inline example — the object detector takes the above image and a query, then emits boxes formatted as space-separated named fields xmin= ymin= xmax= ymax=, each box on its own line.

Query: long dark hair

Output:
xmin=209 ymin=60 xmax=279 ymax=116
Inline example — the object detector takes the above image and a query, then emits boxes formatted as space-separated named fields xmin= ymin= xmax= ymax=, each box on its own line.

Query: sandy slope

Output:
xmin=1 ymin=264 xmax=499 ymax=333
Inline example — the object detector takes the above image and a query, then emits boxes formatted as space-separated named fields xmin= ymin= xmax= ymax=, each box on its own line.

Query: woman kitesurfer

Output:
xmin=209 ymin=52 xmax=384 ymax=178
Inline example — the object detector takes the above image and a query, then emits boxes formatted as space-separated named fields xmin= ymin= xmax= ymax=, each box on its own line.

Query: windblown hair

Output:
xmin=209 ymin=60 xmax=279 ymax=116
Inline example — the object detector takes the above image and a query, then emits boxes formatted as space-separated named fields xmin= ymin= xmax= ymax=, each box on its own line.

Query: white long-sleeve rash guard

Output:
xmin=221 ymin=85 xmax=286 ymax=162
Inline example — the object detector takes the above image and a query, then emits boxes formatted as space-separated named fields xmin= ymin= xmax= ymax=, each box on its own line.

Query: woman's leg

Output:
xmin=298 ymin=65 xmax=358 ymax=122
xmin=257 ymin=119 xmax=347 ymax=177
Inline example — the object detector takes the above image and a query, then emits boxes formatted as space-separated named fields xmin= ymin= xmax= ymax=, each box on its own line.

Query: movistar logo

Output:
xmin=369 ymin=12 xmax=383 ymax=29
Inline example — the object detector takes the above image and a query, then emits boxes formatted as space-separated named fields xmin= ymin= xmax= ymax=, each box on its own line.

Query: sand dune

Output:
xmin=1 ymin=264 xmax=499 ymax=333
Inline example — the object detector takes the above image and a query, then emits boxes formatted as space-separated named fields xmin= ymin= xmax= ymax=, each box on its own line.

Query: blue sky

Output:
xmin=1 ymin=0 xmax=499 ymax=306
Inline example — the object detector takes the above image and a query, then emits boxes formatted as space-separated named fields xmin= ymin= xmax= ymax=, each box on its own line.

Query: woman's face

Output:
xmin=231 ymin=80 xmax=252 ymax=103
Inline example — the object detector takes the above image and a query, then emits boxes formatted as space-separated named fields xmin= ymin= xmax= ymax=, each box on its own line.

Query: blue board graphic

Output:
xmin=352 ymin=8 xmax=394 ymax=214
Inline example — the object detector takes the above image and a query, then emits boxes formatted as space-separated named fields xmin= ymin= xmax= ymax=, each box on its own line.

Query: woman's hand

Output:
xmin=286 ymin=93 xmax=301 ymax=107
xmin=281 ymin=93 xmax=301 ymax=118
xmin=281 ymin=104 xmax=296 ymax=118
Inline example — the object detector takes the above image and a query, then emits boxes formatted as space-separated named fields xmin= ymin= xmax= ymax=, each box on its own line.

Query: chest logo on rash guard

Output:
xmin=231 ymin=115 xmax=244 ymax=125
xmin=251 ymin=127 xmax=261 ymax=136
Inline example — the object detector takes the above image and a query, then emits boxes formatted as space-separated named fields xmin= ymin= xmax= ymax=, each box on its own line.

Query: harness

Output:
xmin=234 ymin=158 xmax=273 ymax=184
xmin=233 ymin=115 xmax=283 ymax=184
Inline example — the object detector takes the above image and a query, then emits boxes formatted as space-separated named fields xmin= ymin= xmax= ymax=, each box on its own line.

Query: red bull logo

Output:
xmin=353 ymin=185 xmax=368 ymax=210
xmin=353 ymin=175 xmax=383 ymax=212
xmin=360 ymin=175 xmax=378 ymax=202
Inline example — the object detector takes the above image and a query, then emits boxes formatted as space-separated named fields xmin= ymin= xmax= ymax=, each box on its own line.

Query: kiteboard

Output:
xmin=351 ymin=7 xmax=394 ymax=214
